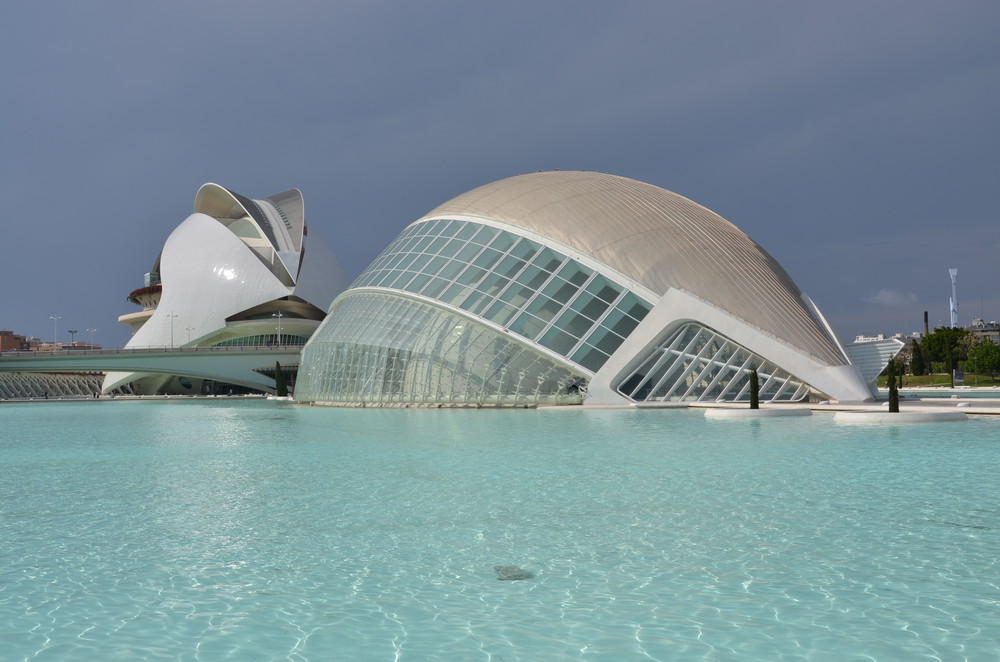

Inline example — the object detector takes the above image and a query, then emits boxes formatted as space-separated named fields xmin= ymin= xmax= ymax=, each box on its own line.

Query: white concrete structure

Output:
xmin=104 ymin=184 xmax=348 ymax=394
xmin=833 ymin=410 xmax=967 ymax=423
xmin=296 ymin=171 xmax=881 ymax=407
xmin=702 ymin=407 xmax=812 ymax=418
xmin=844 ymin=337 xmax=906 ymax=393
xmin=6 ymin=347 xmax=300 ymax=394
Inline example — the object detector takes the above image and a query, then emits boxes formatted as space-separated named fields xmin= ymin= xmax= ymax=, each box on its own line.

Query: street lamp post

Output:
xmin=186 ymin=326 xmax=195 ymax=343
xmin=68 ymin=329 xmax=77 ymax=345
xmin=86 ymin=328 xmax=97 ymax=348
xmin=168 ymin=311 xmax=178 ymax=348
xmin=273 ymin=312 xmax=284 ymax=346
xmin=49 ymin=315 xmax=62 ymax=348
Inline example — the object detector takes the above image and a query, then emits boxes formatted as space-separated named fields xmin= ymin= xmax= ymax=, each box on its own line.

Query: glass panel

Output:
xmin=607 ymin=308 xmax=640 ymax=337
xmin=488 ymin=231 xmax=516 ymax=253
xmin=455 ymin=265 xmax=486 ymax=286
xmin=525 ymin=295 xmax=564 ymax=323
xmin=366 ymin=255 xmax=391 ymax=272
xmin=531 ymin=247 xmax=563 ymax=273
xmin=613 ymin=323 xmax=809 ymax=404
xmin=441 ymin=282 xmax=474 ymax=306
xmin=378 ymin=270 xmax=401 ymax=288
xmin=422 ymin=277 xmax=449 ymax=299
xmin=539 ymin=327 xmax=578 ymax=355
xmin=557 ymin=261 xmax=592 ymax=286
xmin=295 ymin=291 xmax=590 ymax=407
xmin=472 ymin=248 xmax=502 ymax=271
xmin=383 ymin=253 xmax=406 ymax=270
xmin=390 ymin=271 xmax=416 ymax=289
xmin=497 ymin=284 xmax=535 ymax=309
xmin=572 ymin=345 xmax=609 ymax=372
xmin=418 ymin=219 xmax=441 ymax=235
xmin=508 ymin=313 xmax=548 ymax=340
xmin=569 ymin=293 xmax=597 ymax=319
xmin=586 ymin=326 xmax=626 ymax=355
xmin=411 ymin=235 xmax=433 ymax=253
xmin=619 ymin=293 xmax=651 ymax=321
xmin=406 ymin=253 xmax=433 ymax=274
xmin=554 ymin=311 xmax=593 ymax=339
xmin=483 ymin=301 xmax=518 ymax=326
xmin=395 ymin=253 xmax=419 ymax=271
xmin=407 ymin=273 xmax=431 ymax=293
xmin=469 ymin=225 xmax=498 ymax=245
xmin=539 ymin=278 xmax=576 ymax=305
xmin=436 ymin=260 xmax=465 ymax=282
xmin=586 ymin=275 xmax=621 ymax=303
xmin=454 ymin=222 xmax=479 ymax=241
xmin=517 ymin=265 xmax=550 ymax=291
xmin=423 ymin=255 xmax=449 ymax=277
xmin=441 ymin=237 xmax=466 ymax=256
xmin=433 ymin=219 xmax=456 ymax=235
xmin=495 ymin=255 xmax=527 ymax=279
xmin=354 ymin=271 xmax=376 ymax=287
xmin=463 ymin=290 xmax=496 ymax=316
xmin=509 ymin=238 xmax=539 ymax=261
xmin=426 ymin=236 xmax=449 ymax=254
xmin=394 ymin=236 xmax=418 ymax=253
xmin=579 ymin=294 xmax=610 ymax=321
xmin=475 ymin=272 xmax=511 ymax=299
xmin=454 ymin=242 xmax=483 ymax=264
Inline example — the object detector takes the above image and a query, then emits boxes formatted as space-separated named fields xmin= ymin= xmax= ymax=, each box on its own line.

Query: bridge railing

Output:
xmin=0 ymin=345 xmax=303 ymax=359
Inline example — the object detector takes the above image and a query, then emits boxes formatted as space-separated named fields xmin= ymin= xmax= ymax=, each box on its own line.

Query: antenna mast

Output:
xmin=948 ymin=268 xmax=959 ymax=327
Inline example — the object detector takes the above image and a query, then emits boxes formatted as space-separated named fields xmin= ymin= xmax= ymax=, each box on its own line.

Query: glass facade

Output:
xmin=616 ymin=323 xmax=811 ymax=403
xmin=295 ymin=293 xmax=588 ymax=407
xmin=352 ymin=219 xmax=651 ymax=373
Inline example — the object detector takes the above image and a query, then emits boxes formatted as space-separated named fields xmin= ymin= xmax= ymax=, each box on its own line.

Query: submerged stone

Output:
xmin=494 ymin=565 xmax=533 ymax=581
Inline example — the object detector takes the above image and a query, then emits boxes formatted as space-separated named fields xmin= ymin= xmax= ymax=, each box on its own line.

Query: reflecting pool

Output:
xmin=1 ymin=400 xmax=998 ymax=661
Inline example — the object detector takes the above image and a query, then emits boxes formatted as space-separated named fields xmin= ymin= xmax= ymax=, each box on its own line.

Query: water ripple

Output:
xmin=1 ymin=402 xmax=998 ymax=660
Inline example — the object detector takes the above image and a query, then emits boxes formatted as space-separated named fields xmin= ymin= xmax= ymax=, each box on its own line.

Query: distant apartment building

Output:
xmin=0 ymin=330 xmax=29 ymax=352
xmin=2 ymin=331 xmax=100 ymax=353
xmin=970 ymin=318 xmax=1000 ymax=344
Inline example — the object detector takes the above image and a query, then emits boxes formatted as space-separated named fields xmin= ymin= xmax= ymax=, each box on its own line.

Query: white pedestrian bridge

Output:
xmin=0 ymin=346 xmax=302 ymax=393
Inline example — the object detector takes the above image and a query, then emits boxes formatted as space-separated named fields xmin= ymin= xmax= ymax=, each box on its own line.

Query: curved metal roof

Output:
xmin=194 ymin=183 xmax=305 ymax=254
xmin=419 ymin=170 xmax=847 ymax=366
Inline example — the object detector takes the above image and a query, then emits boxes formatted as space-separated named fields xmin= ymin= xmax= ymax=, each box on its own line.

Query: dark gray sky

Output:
xmin=2 ymin=1 xmax=997 ymax=348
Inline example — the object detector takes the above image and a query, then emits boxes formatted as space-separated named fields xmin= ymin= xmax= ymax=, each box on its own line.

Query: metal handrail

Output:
xmin=0 ymin=345 xmax=303 ymax=359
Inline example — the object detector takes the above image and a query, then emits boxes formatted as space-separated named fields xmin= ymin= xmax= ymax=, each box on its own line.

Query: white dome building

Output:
xmin=295 ymin=171 xmax=881 ymax=407
xmin=104 ymin=184 xmax=349 ymax=395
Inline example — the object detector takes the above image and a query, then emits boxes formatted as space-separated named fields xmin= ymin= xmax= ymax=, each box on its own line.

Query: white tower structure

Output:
xmin=949 ymin=268 xmax=959 ymax=328
xmin=104 ymin=184 xmax=349 ymax=395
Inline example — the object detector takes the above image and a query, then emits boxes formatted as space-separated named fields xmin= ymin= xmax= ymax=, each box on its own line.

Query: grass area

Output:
xmin=879 ymin=373 xmax=1000 ymax=387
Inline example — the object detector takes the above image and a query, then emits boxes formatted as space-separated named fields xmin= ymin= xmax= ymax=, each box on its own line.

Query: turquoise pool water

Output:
xmin=1 ymin=400 xmax=998 ymax=661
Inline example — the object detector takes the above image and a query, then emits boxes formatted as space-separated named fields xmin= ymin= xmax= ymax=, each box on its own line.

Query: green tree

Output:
xmin=910 ymin=339 xmax=926 ymax=376
xmin=886 ymin=360 xmax=899 ymax=412
xmin=968 ymin=340 xmax=1000 ymax=381
xmin=921 ymin=326 xmax=975 ymax=368
xmin=274 ymin=361 xmax=288 ymax=397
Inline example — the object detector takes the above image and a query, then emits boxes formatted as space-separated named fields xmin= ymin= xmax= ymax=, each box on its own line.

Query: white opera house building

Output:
xmin=104 ymin=184 xmax=349 ymax=395
xmin=295 ymin=171 xmax=894 ymax=407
